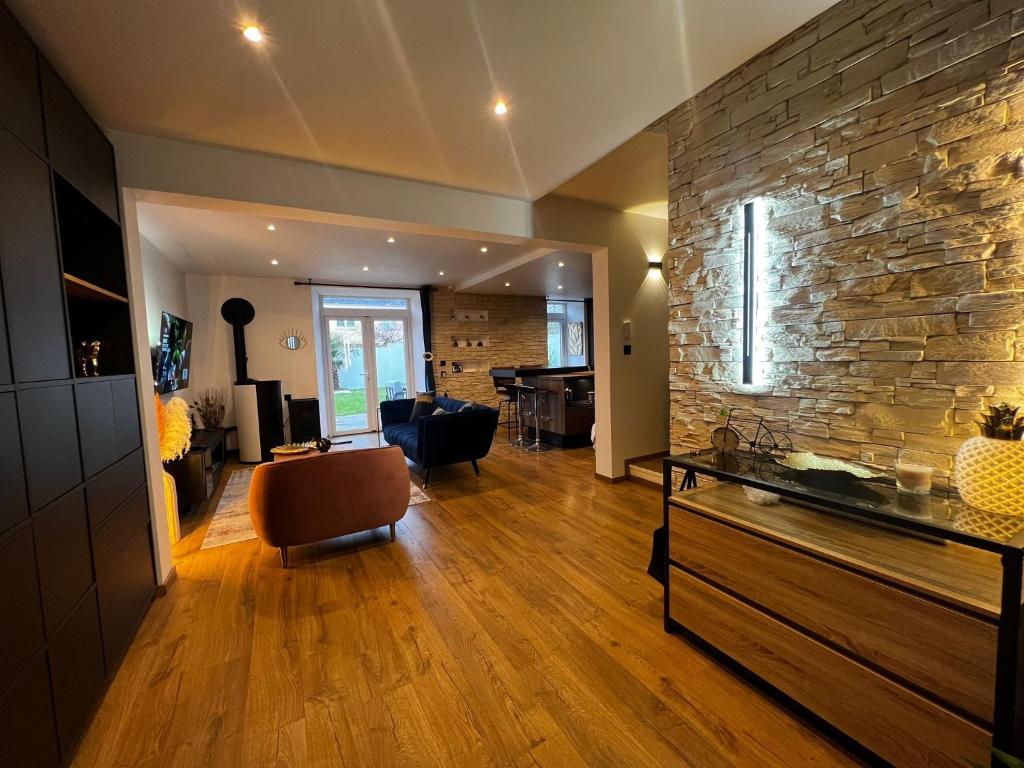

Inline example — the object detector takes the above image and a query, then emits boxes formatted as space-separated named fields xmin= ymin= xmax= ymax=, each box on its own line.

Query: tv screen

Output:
xmin=157 ymin=311 xmax=192 ymax=393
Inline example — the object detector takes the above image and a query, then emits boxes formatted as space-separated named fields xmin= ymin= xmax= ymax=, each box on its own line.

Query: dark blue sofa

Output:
xmin=380 ymin=396 xmax=499 ymax=485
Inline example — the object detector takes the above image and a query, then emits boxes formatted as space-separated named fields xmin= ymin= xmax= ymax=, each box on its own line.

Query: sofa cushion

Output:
xmin=382 ymin=423 xmax=420 ymax=459
xmin=434 ymin=396 xmax=468 ymax=413
xmin=409 ymin=392 xmax=435 ymax=421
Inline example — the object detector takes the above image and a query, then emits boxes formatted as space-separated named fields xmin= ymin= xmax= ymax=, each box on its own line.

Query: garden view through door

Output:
xmin=325 ymin=314 xmax=411 ymax=434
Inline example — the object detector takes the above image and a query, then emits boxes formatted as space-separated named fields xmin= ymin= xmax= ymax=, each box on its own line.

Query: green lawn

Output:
xmin=333 ymin=387 xmax=389 ymax=417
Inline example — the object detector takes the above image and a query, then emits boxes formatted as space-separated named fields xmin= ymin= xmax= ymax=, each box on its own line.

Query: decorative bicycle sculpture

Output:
xmin=710 ymin=407 xmax=793 ymax=457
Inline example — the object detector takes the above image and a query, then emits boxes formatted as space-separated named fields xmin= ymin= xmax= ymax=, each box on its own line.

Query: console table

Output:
xmin=661 ymin=450 xmax=1024 ymax=768
xmin=164 ymin=428 xmax=226 ymax=512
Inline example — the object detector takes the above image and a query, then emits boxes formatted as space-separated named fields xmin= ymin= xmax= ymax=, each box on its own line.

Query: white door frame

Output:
xmin=321 ymin=307 xmax=414 ymax=435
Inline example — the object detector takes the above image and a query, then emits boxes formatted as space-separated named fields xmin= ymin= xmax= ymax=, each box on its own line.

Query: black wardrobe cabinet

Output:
xmin=0 ymin=3 xmax=158 ymax=766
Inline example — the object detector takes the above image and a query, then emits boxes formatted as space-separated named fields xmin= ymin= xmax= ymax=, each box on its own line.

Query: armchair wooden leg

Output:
xmin=389 ymin=523 xmax=396 ymax=542
xmin=471 ymin=459 xmax=480 ymax=476
xmin=280 ymin=546 xmax=290 ymax=568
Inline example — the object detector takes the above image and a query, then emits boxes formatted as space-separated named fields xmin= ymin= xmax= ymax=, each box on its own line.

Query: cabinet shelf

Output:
xmin=63 ymin=274 xmax=127 ymax=304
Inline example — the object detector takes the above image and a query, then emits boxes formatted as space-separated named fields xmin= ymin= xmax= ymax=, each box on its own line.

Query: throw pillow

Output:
xmin=409 ymin=392 xmax=435 ymax=421
xmin=458 ymin=401 xmax=476 ymax=412
xmin=431 ymin=406 xmax=448 ymax=416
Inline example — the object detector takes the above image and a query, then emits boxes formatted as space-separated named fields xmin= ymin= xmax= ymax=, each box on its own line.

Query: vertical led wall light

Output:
xmin=742 ymin=198 xmax=764 ymax=385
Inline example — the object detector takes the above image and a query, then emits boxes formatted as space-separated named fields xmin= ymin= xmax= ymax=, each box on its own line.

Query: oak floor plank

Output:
xmin=71 ymin=440 xmax=861 ymax=768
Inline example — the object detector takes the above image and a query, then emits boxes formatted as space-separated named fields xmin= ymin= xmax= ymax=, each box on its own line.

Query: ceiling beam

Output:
xmin=455 ymin=248 xmax=556 ymax=292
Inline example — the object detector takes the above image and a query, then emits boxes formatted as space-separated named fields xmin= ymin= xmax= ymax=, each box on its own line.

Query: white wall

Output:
xmin=186 ymin=274 xmax=319 ymax=429
xmin=533 ymin=195 xmax=669 ymax=477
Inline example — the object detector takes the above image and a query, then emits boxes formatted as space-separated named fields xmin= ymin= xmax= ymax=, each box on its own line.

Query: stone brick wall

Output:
xmin=430 ymin=290 xmax=548 ymax=407
xmin=665 ymin=0 xmax=1024 ymax=478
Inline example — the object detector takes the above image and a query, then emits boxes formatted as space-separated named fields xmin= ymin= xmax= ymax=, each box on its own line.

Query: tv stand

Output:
xmin=164 ymin=428 xmax=226 ymax=512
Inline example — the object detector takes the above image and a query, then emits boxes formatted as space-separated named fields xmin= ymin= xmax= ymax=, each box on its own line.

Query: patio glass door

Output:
xmin=323 ymin=312 xmax=412 ymax=435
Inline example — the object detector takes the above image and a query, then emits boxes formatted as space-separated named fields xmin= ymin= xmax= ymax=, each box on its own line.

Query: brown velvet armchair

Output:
xmin=248 ymin=446 xmax=410 ymax=567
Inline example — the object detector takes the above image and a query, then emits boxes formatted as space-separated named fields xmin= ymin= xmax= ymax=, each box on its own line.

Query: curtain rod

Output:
xmin=293 ymin=279 xmax=429 ymax=291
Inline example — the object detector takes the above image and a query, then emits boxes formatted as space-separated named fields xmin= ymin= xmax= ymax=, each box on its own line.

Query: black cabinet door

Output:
xmin=18 ymin=384 xmax=82 ymax=510
xmin=0 ymin=127 xmax=69 ymax=383
xmin=0 ymin=525 xmax=46 ymax=694
xmin=0 ymin=270 xmax=11 ymax=386
xmin=112 ymin=377 xmax=141 ymax=456
xmin=33 ymin=489 xmax=93 ymax=635
xmin=47 ymin=589 xmax=106 ymax=757
xmin=40 ymin=63 xmax=118 ymax=222
xmin=75 ymin=379 xmax=118 ymax=477
xmin=0 ymin=656 xmax=60 ymax=768
xmin=0 ymin=392 xmax=28 ymax=535
xmin=0 ymin=4 xmax=45 ymax=158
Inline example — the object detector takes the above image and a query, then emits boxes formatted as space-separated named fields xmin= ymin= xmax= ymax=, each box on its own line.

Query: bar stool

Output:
xmin=514 ymin=385 xmax=533 ymax=447
xmin=493 ymin=376 xmax=518 ymax=439
xmin=524 ymin=388 xmax=552 ymax=453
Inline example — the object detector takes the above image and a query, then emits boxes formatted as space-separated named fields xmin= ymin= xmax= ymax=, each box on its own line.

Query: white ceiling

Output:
xmin=137 ymin=201 xmax=592 ymax=297
xmin=9 ymin=0 xmax=835 ymax=199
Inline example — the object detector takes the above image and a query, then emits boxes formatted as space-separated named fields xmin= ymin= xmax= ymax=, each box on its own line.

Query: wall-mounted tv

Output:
xmin=156 ymin=311 xmax=192 ymax=393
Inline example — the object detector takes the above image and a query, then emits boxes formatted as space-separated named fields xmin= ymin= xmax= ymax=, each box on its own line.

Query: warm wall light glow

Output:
xmin=480 ymin=246 xmax=488 ymax=253
xmin=494 ymin=100 xmax=508 ymax=116
xmin=742 ymin=197 xmax=766 ymax=385
xmin=266 ymin=224 xmax=276 ymax=231
xmin=270 ymin=259 xmax=279 ymax=265
xmin=243 ymin=25 xmax=264 ymax=43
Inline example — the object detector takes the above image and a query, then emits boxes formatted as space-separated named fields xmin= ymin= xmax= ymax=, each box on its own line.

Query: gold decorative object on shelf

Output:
xmin=955 ymin=403 xmax=1024 ymax=517
xmin=76 ymin=339 xmax=101 ymax=376
xmin=777 ymin=451 xmax=883 ymax=479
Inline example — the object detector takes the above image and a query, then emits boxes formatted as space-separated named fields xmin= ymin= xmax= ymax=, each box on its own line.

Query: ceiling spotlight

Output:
xmin=557 ymin=261 xmax=564 ymax=268
xmin=270 ymin=259 xmax=279 ymax=265
xmin=438 ymin=270 xmax=445 ymax=276
xmin=266 ymin=224 xmax=276 ymax=231
xmin=243 ymin=25 xmax=264 ymax=43
xmin=387 ymin=236 xmax=396 ymax=244
xmin=362 ymin=265 xmax=370 ymax=272
xmin=557 ymin=285 xmax=563 ymax=290
xmin=494 ymin=100 xmax=508 ymax=116
xmin=480 ymin=246 xmax=488 ymax=253
xmin=504 ymin=281 xmax=511 ymax=287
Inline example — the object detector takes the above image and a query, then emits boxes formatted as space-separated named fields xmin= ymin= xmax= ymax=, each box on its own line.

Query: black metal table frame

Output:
xmin=661 ymin=452 xmax=1024 ymax=763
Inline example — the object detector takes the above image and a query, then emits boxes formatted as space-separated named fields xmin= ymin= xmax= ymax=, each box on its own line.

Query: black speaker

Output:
xmin=288 ymin=397 xmax=320 ymax=443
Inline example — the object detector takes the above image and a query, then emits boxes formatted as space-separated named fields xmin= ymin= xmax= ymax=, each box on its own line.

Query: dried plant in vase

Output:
xmin=956 ymin=402 xmax=1024 ymax=517
xmin=192 ymin=388 xmax=226 ymax=429
xmin=154 ymin=394 xmax=192 ymax=544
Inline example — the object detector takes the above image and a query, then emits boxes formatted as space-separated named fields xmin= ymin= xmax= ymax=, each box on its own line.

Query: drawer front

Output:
xmin=669 ymin=506 xmax=996 ymax=722
xmin=668 ymin=566 xmax=989 ymax=768
xmin=86 ymin=448 xmax=145 ymax=530
xmin=92 ymin=487 xmax=149 ymax=566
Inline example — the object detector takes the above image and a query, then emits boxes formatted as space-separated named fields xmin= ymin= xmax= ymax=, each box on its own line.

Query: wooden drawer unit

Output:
xmin=668 ymin=566 xmax=990 ymax=768
xmin=669 ymin=504 xmax=998 ymax=721
xmin=86 ymin=448 xmax=145 ymax=530
xmin=666 ymin=483 xmax=1004 ymax=768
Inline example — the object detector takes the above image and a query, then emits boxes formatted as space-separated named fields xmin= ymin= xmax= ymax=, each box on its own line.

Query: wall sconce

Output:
xmin=648 ymin=257 xmax=664 ymax=270
xmin=742 ymin=198 xmax=765 ymax=385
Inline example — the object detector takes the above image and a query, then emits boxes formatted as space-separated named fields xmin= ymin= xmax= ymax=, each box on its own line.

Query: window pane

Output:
xmin=328 ymin=318 xmax=368 ymax=431
xmin=322 ymin=296 xmax=409 ymax=310
xmin=548 ymin=321 xmax=563 ymax=367
xmin=546 ymin=302 xmax=565 ymax=314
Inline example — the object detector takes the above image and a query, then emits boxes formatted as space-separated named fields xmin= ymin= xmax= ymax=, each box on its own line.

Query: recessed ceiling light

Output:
xmin=480 ymin=246 xmax=488 ymax=253
xmin=387 ymin=236 xmax=396 ymax=244
xmin=557 ymin=285 xmax=563 ymax=290
xmin=270 ymin=259 xmax=279 ymax=266
xmin=557 ymin=261 xmax=564 ymax=267
xmin=504 ymin=281 xmax=511 ymax=287
xmin=494 ymin=100 xmax=508 ymax=116
xmin=362 ymin=265 xmax=370 ymax=272
xmin=243 ymin=25 xmax=264 ymax=43
xmin=438 ymin=270 xmax=445 ymax=276
xmin=266 ymin=224 xmax=276 ymax=231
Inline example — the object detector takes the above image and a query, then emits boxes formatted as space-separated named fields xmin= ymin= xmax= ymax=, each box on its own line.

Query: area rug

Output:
xmin=201 ymin=467 xmax=431 ymax=550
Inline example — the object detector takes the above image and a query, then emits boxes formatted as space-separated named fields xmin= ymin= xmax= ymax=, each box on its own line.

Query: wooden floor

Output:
xmin=72 ymin=438 xmax=861 ymax=767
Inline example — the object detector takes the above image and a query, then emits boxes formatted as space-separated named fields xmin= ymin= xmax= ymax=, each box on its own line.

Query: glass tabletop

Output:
xmin=666 ymin=449 xmax=1024 ymax=553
